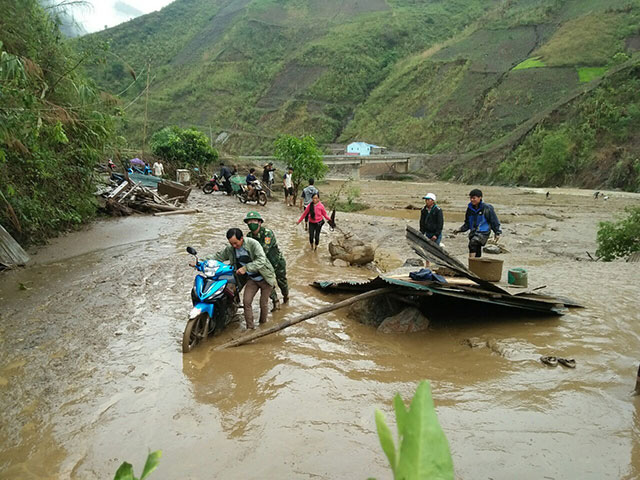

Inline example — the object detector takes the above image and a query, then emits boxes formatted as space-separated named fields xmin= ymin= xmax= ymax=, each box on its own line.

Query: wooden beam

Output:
xmin=214 ymin=287 xmax=394 ymax=350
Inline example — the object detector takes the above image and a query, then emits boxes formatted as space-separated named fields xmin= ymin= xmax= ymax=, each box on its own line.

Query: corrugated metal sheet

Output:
xmin=313 ymin=275 xmax=574 ymax=316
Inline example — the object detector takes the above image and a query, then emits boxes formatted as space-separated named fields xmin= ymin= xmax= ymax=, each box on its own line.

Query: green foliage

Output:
xmin=114 ymin=451 xmax=162 ymax=480
xmin=499 ymin=66 xmax=640 ymax=190
xmin=577 ymin=66 xmax=608 ymax=83
xmin=150 ymin=126 xmax=218 ymax=168
xmin=596 ymin=207 xmax=640 ymax=261
xmin=512 ymin=56 xmax=546 ymax=70
xmin=374 ymin=381 xmax=454 ymax=480
xmin=273 ymin=134 xmax=327 ymax=195
xmin=498 ymin=127 xmax=572 ymax=186
xmin=0 ymin=0 xmax=119 ymax=244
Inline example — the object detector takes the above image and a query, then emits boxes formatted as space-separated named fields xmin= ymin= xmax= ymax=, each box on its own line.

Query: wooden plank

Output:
xmin=0 ymin=225 xmax=29 ymax=268
xmin=107 ymin=181 xmax=128 ymax=199
xmin=215 ymin=287 xmax=394 ymax=350
xmin=153 ymin=209 xmax=200 ymax=216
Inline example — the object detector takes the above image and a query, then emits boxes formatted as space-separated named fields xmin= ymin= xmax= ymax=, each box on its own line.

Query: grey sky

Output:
xmin=71 ymin=0 xmax=173 ymax=33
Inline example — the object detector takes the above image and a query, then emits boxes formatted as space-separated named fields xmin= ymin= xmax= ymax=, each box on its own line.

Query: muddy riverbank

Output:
xmin=1 ymin=180 xmax=639 ymax=479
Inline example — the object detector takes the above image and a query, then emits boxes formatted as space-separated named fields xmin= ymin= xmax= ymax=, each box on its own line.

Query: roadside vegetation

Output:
xmin=596 ymin=206 xmax=640 ymax=261
xmin=0 ymin=0 xmax=119 ymax=245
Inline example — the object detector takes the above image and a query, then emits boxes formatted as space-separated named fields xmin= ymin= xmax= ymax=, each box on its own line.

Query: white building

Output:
xmin=346 ymin=141 xmax=385 ymax=156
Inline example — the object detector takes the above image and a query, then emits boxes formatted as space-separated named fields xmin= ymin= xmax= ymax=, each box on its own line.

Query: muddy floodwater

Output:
xmin=1 ymin=180 xmax=639 ymax=479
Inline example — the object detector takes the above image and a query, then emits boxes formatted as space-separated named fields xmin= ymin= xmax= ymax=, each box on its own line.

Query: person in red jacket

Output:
xmin=296 ymin=193 xmax=331 ymax=250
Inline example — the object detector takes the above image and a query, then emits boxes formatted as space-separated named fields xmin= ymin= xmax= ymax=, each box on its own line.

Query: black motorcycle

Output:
xmin=237 ymin=179 xmax=268 ymax=205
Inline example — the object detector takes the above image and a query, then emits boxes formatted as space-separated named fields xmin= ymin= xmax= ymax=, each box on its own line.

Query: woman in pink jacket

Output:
xmin=297 ymin=193 xmax=331 ymax=250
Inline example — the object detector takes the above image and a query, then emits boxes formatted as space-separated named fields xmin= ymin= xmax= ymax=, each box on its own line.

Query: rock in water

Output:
xmin=483 ymin=245 xmax=503 ymax=255
xmin=377 ymin=307 xmax=429 ymax=334
xmin=329 ymin=233 xmax=375 ymax=265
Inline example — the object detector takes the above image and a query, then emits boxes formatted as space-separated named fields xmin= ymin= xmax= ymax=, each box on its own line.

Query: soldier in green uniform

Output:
xmin=244 ymin=211 xmax=289 ymax=311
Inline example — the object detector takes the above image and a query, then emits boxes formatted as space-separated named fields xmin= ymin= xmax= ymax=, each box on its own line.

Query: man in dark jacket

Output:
xmin=219 ymin=162 xmax=233 ymax=194
xmin=453 ymin=188 xmax=502 ymax=258
xmin=419 ymin=193 xmax=444 ymax=244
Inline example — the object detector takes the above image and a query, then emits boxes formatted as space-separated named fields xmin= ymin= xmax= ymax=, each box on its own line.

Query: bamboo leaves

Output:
xmin=374 ymin=381 xmax=454 ymax=480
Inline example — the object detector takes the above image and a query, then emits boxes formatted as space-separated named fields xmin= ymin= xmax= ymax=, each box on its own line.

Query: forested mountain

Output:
xmin=84 ymin=0 xmax=640 ymax=190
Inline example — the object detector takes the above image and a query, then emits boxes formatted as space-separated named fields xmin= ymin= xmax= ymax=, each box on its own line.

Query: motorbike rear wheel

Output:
xmin=202 ymin=183 xmax=214 ymax=194
xmin=257 ymin=191 xmax=267 ymax=206
xmin=182 ymin=313 xmax=210 ymax=353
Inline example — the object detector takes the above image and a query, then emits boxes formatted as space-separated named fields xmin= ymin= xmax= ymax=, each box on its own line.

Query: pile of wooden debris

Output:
xmin=100 ymin=179 xmax=198 ymax=217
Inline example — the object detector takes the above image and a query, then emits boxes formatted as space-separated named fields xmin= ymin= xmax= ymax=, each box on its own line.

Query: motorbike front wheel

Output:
xmin=182 ymin=313 xmax=210 ymax=353
xmin=202 ymin=183 xmax=214 ymax=194
xmin=257 ymin=191 xmax=267 ymax=206
xmin=237 ymin=193 xmax=247 ymax=203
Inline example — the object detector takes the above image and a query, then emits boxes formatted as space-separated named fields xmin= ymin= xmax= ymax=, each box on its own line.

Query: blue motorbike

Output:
xmin=183 ymin=246 xmax=238 ymax=353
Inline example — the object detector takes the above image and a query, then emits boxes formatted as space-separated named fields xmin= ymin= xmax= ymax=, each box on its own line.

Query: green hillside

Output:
xmin=83 ymin=0 xmax=640 ymax=190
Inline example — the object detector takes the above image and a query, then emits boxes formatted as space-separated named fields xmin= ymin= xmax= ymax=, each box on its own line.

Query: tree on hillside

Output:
xmin=150 ymin=126 xmax=218 ymax=169
xmin=273 ymin=134 xmax=327 ymax=199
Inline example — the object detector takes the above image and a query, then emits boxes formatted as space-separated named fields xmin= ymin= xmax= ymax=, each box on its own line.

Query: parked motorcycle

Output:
xmin=183 ymin=246 xmax=238 ymax=353
xmin=202 ymin=174 xmax=222 ymax=194
xmin=236 ymin=179 xmax=268 ymax=206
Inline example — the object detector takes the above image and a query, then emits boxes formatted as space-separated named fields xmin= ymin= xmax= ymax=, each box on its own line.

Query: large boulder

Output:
xmin=377 ymin=307 xmax=430 ymax=334
xmin=329 ymin=233 xmax=375 ymax=266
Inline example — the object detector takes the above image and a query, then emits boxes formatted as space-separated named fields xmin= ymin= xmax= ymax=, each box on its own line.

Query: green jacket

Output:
xmin=210 ymin=237 xmax=276 ymax=287
xmin=247 ymin=226 xmax=283 ymax=263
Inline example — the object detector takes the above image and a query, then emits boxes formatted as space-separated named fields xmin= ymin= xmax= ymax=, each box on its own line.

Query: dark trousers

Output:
xmin=309 ymin=221 xmax=323 ymax=245
xmin=468 ymin=232 xmax=490 ymax=257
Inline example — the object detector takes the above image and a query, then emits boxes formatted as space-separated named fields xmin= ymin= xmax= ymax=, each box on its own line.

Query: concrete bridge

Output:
xmin=322 ymin=154 xmax=411 ymax=179
xmin=225 ymin=154 xmax=415 ymax=179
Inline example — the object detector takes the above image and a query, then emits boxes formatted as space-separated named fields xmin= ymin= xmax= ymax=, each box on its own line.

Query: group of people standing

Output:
xmin=420 ymin=188 xmax=502 ymax=258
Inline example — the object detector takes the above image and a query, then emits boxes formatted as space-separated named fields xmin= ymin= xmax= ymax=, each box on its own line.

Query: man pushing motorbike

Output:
xmin=210 ymin=228 xmax=277 ymax=329
xmin=244 ymin=211 xmax=289 ymax=312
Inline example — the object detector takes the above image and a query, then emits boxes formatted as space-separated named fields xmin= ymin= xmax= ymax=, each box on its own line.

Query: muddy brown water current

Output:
xmin=1 ymin=181 xmax=639 ymax=479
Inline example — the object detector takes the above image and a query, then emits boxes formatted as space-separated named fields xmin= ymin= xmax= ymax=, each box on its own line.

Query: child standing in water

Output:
xmin=296 ymin=193 xmax=331 ymax=250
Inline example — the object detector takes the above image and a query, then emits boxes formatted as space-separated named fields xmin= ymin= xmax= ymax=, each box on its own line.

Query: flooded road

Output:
xmin=1 ymin=181 xmax=639 ymax=479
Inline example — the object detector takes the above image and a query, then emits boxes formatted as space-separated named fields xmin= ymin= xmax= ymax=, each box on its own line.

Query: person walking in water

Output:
xmin=244 ymin=211 xmax=289 ymax=311
xmin=419 ymin=192 xmax=444 ymax=245
xmin=453 ymin=188 xmax=501 ymax=258
xmin=299 ymin=178 xmax=319 ymax=231
xmin=297 ymin=193 xmax=331 ymax=251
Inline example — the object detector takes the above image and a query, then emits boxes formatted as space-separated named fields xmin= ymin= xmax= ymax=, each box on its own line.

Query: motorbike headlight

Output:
xmin=203 ymin=260 xmax=219 ymax=277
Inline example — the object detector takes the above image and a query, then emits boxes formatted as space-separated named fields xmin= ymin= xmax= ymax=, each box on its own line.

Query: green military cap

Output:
xmin=243 ymin=211 xmax=263 ymax=223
